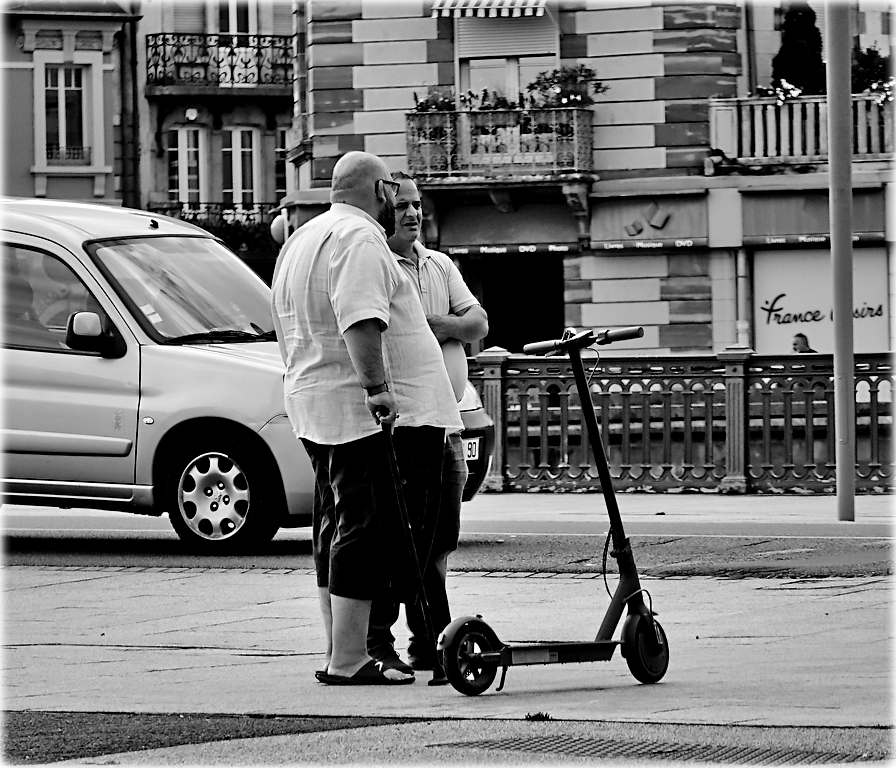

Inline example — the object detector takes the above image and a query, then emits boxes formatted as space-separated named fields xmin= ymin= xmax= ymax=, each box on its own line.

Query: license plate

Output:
xmin=462 ymin=436 xmax=480 ymax=462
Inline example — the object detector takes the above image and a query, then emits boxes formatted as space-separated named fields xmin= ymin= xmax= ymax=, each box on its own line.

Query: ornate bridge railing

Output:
xmin=145 ymin=34 xmax=294 ymax=88
xmin=744 ymin=355 xmax=892 ymax=491
xmin=469 ymin=348 xmax=892 ymax=494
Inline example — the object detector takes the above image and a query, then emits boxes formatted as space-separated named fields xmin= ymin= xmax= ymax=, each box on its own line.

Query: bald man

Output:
xmin=271 ymin=152 xmax=462 ymax=686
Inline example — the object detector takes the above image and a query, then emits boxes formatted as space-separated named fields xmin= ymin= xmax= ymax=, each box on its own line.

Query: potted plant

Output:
xmin=754 ymin=79 xmax=804 ymax=106
xmin=410 ymin=86 xmax=457 ymax=173
xmin=525 ymin=64 xmax=608 ymax=108
xmin=412 ymin=85 xmax=457 ymax=112
xmin=458 ymin=89 xmax=520 ymax=111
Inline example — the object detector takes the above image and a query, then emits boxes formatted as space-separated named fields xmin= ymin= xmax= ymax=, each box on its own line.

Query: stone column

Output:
xmin=736 ymin=248 xmax=751 ymax=347
xmin=718 ymin=344 xmax=754 ymax=493
xmin=475 ymin=346 xmax=511 ymax=492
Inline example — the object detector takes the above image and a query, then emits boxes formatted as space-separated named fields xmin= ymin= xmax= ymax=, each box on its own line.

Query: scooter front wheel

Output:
xmin=443 ymin=620 xmax=499 ymax=696
xmin=625 ymin=615 xmax=669 ymax=684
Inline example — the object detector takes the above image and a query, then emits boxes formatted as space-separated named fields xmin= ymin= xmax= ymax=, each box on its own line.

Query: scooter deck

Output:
xmin=480 ymin=640 xmax=620 ymax=668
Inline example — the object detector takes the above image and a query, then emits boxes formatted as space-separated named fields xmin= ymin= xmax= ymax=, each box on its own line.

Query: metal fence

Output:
xmin=469 ymin=348 xmax=893 ymax=493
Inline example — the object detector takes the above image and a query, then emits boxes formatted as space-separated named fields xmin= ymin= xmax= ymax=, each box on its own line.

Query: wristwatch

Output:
xmin=364 ymin=382 xmax=389 ymax=396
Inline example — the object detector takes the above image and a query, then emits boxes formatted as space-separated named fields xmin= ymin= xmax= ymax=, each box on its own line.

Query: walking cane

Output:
xmin=380 ymin=422 xmax=448 ymax=686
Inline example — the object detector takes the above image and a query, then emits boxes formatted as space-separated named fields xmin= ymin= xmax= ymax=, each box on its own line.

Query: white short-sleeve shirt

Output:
xmin=395 ymin=241 xmax=481 ymax=402
xmin=395 ymin=241 xmax=480 ymax=318
xmin=271 ymin=204 xmax=463 ymax=445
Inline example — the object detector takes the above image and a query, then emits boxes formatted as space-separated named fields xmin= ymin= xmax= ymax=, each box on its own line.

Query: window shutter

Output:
xmin=272 ymin=1 xmax=293 ymax=34
xmin=173 ymin=1 xmax=206 ymax=34
xmin=806 ymin=1 xmax=827 ymax=61
xmin=456 ymin=16 xmax=556 ymax=58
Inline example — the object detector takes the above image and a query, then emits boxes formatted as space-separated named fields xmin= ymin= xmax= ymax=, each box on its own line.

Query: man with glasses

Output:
xmin=272 ymin=151 xmax=462 ymax=686
xmin=367 ymin=171 xmax=489 ymax=674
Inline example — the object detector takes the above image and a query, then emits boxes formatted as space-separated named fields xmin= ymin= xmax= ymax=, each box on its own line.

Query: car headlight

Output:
xmin=458 ymin=381 xmax=484 ymax=412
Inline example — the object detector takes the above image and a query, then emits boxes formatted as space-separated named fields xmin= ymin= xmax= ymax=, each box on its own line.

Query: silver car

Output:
xmin=2 ymin=198 xmax=314 ymax=551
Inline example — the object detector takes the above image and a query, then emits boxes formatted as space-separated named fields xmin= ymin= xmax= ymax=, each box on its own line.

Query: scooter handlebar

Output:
xmin=594 ymin=326 xmax=644 ymax=345
xmin=523 ymin=326 xmax=643 ymax=355
xmin=522 ymin=337 xmax=566 ymax=355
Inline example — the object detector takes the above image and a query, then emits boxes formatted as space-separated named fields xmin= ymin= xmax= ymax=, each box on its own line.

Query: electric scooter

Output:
xmin=436 ymin=326 xmax=670 ymax=696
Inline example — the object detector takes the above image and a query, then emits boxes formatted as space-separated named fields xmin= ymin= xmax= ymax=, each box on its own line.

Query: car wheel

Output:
xmin=166 ymin=439 xmax=280 ymax=551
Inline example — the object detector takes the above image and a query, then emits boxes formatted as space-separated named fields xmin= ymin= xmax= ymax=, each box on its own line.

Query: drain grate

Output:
xmin=434 ymin=735 xmax=880 ymax=764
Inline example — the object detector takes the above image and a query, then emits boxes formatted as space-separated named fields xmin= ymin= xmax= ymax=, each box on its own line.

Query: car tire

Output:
xmin=165 ymin=438 xmax=281 ymax=552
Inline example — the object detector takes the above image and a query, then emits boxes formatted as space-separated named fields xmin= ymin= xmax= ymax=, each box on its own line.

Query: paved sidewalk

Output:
xmin=3 ymin=493 xmax=893 ymax=764
xmin=460 ymin=490 xmax=894 ymax=533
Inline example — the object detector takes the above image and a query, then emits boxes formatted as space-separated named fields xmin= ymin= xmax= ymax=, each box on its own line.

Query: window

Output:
xmin=167 ymin=127 xmax=206 ymax=207
xmin=222 ymin=128 xmax=259 ymax=211
xmin=45 ymin=66 xmax=87 ymax=164
xmin=455 ymin=14 xmax=557 ymax=103
xmin=219 ymin=0 xmax=252 ymax=34
xmin=216 ymin=0 xmax=258 ymax=86
xmin=464 ymin=55 xmax=556 ymax=105
xmin=3 ymin=244 xmax=104 ymax=352
xmin=275 ymin=128 xmax=288 ymax=201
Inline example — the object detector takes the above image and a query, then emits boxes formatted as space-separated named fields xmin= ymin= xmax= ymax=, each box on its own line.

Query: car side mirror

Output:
xmin=65 ymin=311 xmax=126 ymax=358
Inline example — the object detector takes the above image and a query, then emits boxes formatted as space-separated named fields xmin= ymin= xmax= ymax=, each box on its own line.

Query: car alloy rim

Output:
xmin=178 ymin=452 xmax=250 ymax=540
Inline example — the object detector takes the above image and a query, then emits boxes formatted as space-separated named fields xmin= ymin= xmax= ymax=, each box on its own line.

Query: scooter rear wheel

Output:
xmin=625 ymin=615 xmax=669 ymax=684
xmin=443 ymin=621 xmax=499 ymax=696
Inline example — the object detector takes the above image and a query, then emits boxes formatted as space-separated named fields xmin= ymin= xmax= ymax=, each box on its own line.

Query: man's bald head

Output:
xmin=329 ymin=151 xmax=396 ymax=236
xmin=331 ymin=152 xmax=389 ymax=203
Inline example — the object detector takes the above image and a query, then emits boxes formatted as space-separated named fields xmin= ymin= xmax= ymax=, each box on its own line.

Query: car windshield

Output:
xmin=88 ymin=236 xmax=274 ymax=343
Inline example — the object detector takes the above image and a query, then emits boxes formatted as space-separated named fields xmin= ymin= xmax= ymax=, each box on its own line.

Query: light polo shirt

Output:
xmin=395 ymin=241 xmax=481 ymax=403
xmin=271 ymin=203 xmax=462 ymax=445
xmin=395 ymin=241 xmax=480 ymax=318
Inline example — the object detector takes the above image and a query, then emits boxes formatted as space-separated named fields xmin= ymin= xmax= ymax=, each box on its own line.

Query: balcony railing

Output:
xmin=406 ymin=108 xmax=593 ymax=178
xmin=470 ymin=349 xmax=892 ymax=494
xmin=145 ymin=34 xmax=293 ymax=88
xmin=46 ymin=145 xmax=91 ymax=165
xmin=146 ymin=200 xmax=279 ymax=227
xmin=710 ymin=94 xmax=894 ymax=165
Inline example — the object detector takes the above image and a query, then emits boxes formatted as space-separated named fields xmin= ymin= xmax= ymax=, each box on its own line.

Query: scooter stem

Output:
xmin=565 ymin=344 xmax=647 ymax=640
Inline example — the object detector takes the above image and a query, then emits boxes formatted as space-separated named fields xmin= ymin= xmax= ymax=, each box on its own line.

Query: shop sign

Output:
xmin=752 ymin=248 xmax=889 ymax=354
xmin=445 ymin=243 xmax=578 ymax=256
xmin=594 ymin=237 xmax=709 ymax=252
xmin=590 ymin=195 xmax=708 ymax=252
xmin=745 ymin=232 xmax=885 ymax=248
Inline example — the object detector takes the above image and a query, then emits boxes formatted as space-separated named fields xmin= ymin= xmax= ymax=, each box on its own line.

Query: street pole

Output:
xmin=825 ymin=1 xmax=855 ymax=521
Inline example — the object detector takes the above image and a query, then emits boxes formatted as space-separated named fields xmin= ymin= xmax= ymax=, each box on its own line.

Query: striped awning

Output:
xmin=431 ymin=0 xmax=546 ymax=18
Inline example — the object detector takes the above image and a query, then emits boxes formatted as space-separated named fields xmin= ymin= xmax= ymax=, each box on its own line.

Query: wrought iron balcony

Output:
xmin=146 ymin=200 xmax=280 ymax=227
xmin=46 ymin=145 xmax=91 ymax=165
xmin=709 ymin=94 xmax=893 ymax=167
xmin=406 ymin=108 xmax=593 ymax=179
xmin=145 ymin=34 xmax=293 ymax=89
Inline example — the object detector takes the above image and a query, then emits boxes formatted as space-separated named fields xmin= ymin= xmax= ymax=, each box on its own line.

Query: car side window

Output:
xmin=2 ymin=244 xmax=106 ymax=353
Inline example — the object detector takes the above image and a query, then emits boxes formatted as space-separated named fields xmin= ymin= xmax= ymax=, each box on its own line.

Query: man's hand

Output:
xmin=426 ymin=305 xmax=488 ymax=344
xmin=425 ymin=314 xmax=454 ymax=344
xmin=366 ymin=390 xmax=398 ymax=424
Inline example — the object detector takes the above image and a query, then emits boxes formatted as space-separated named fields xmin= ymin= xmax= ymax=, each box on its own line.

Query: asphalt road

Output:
xmin=3 ymin=506 xmax=890 ymax=578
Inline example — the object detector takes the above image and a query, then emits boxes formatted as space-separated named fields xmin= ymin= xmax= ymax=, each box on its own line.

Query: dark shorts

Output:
xmin=431 ymin=432 xmax=468 ymax=556
xmin=301 ymin=425 xmax=445 ymax=601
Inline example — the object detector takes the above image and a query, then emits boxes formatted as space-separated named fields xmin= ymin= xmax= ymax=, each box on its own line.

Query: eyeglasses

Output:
xmin=378 ymin=179 xmax=401 ymax=196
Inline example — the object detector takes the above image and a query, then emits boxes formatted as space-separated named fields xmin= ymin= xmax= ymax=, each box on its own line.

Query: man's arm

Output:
xmin=342 ymin=318 xmax=398 ymax=423
xmin=426 ymin=304 xmax=489 ymax=344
